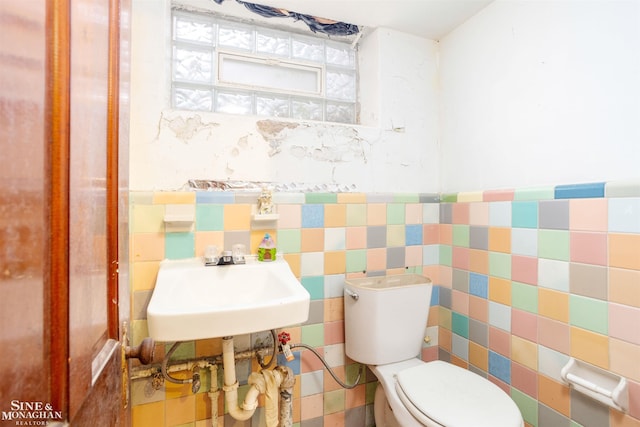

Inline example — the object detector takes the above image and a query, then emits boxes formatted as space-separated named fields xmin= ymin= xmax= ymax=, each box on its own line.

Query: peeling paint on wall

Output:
xmin=157 ymin=111 xmax=219 ymax=142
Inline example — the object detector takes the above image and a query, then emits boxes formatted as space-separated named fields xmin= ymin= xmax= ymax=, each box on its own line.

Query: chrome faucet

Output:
xmin=204 ymin=248 xmax=246 ymax=266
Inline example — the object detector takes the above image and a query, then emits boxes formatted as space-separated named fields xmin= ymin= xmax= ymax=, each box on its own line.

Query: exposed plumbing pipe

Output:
xmin=290 ymin=342 xmax=362 ymax=389
xmin=222 ymin=336 xmax=261 ymax=421
xmin=275 ymin=365 xmax=295 ymax=427
xmin=208 ymin=364 xmax=219 ymax=427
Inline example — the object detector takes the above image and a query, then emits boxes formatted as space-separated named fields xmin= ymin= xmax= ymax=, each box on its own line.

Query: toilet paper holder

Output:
xmin=560 ymin=357 xmax=628 ymax=412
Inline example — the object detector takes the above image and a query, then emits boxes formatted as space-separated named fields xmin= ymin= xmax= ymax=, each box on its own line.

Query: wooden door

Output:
xmin=0 ymin=0 xmax=130 ymax=425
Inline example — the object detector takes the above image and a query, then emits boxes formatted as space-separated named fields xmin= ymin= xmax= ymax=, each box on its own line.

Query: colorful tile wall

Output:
xmin=128 ymin=181 xmax=640 ymax=427
xmin=439 ymin=182 xmax=640 ymax=427
xmin=128 ymin=190 xmax=441 ymax=427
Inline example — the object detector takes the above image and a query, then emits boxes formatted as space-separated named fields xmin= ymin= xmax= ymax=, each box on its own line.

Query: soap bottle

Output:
xmin=257 ymin=233 xmax=276 ymax=262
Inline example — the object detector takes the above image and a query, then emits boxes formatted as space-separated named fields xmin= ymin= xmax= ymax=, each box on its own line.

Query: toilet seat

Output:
xmin=395 ymin=361 xmax=523 ymax=427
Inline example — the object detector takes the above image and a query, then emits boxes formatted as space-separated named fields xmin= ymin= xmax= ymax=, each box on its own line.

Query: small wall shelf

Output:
xmin=164 ymin=204 xmax=195 ymax=232
xmin=251 ymin=213 xmax=279 ymax=230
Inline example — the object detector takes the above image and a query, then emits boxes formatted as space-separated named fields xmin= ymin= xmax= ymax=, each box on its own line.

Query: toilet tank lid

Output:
xmin=345 ymin=274 xmax=431 ymax=290
xmin=396 ymin=361 xmax=523 ymax=427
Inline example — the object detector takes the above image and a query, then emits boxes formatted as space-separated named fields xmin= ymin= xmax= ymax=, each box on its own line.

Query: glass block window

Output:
xmin=171 ymin=9 xmax=358 ymax=124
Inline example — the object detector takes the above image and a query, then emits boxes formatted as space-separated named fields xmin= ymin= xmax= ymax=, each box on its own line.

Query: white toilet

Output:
xmin=344 ymin=274 xmax=524 ymax=427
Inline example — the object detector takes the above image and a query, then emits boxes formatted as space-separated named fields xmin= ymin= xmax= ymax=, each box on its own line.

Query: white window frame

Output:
xmin=216 ymin=50 xmax=325 ymax=97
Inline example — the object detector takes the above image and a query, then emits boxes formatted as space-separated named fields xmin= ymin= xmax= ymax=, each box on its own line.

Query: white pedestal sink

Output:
xmin=147 ymin=255 xmax=310 ymax=342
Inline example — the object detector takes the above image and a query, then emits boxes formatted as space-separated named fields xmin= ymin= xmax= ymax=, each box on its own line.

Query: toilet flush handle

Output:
xmin=345 ymin=288 xmax=359 ymax=301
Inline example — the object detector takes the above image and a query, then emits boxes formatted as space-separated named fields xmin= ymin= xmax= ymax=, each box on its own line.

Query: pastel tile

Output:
xmin=469 ymin=273 xmax=488 ymax=298
xmin=153 ymin=191 xmax=196 ymax=204
xmin=570 ymin=326 xmax=609 ymax=369
xmin=132 ymin=401 xmax=165 ymax=427
xmin=452 ymin=203 xmax=470 ymax=224
xmin=301 ymin=228 xmax=324 ymax=252
xmin=609 ymin=198 xmax=640 ymax=233
xmin=302 ymin=204 xmax=325 ymax=228
xmin=387 ymin=203 xmax=405 ymax=225
xmin=489 ymin=301 xmax=512 ymax=332
xmin=131 ymin=261 xmax=160 ymax=292
xmin=609 ymin=233 xmax=640 ymax=270
xmin=511 ymin=363 xmax=538 ymax=398
xmin=609 ymin=303 xmax=640 ymax=345
xmin=609 ymin=268 xmax=640 ymax=308
xmin=345 ymin=226 xmax=366 ymax=249
xmin=489 ymin=201 xmax=512 ymax=227
xmin=513 ymin=186 xmax=555 ymax=201
xmin=610 ymin=338 xmax=640 ymax=382
xmin=511 ymin=228 xmax=538 ymax=257
xmin=278 ymin=228 xmax=301 ymax=253
xmin=511 ymin=308 xmax=538 ymax=342
xmin=512 ymin=281 xmax=538 ymax=314
xmin=469 ymin=341 xmax=488 ymax=371
xmin=305 ymin=193 xmax=336 ymax=204
xmin=387 ymin=225 xmax=406 ymax=248
xmin=570 ymin=231 xmax=607 ymax=265
xmin=538 ymin=258 xmax=570 ymax=292
xmin=301 ymin=252 xmax=324 ymax=276
xmin=324 ymin=227 xmax=346 ymax=251
xmin=489 ymin=277 xmax=511 ymax=306
xmin=452 ymin=225 xmax=470 ymax=247
xmin=386 ymin=246 xmax=406 ymax=269
xmin=405 ymin=245 xmax=422 ymax=267
xmin=367 ymin=203 xmax=386 ymax=225
xmin=195 ymin=204 xmax=224 ymax=231
xmin=346 ymin=204 xmax=367 ymax=226
xmin=405 ymin=224 xmax=423 ymax=246
xmin=324 ymin=203 xmax=347 ymax=227
xmin=570 ymin=198 xmax=608 ymax=231
xmin=484 ymin=189 xmax=515 ymax=202
xmin=366 ymin=225 xmax=386 ymax=248
xmin=489 ymin=326 xmax=511 ymax=357
xmin=538 ymin=345 xmax=570 ymax=381
xmin=423 ymin=203 xmax=440 ymax=224
xmin=512 ymin=201 xmax=538 ymax=229
xmin=570 ymin=295 xmax=608 ymax=334
xmin=131 ymin=232 xmax=165 ymax=262
xmin=366 ymin=248 xmax=386 ymax=271
xmin=538 ymin=375 xmax=571 ymax=418
xmin=538 ymin=229 xmax=570 ymax=261
xmin=510 ymin=388 xmax=538 ymax=427
xmin=336 ymin=192 xmax=366 ymax=204
xmin=469 ymin=202 xmax=489 ymax=225
xmin=489 ymin=227 xmax=511 ymax=253
xmin=469 ymin=248 xmax=489 ymax=274
xmin=538 ymin=288 xmax=569 ymax=323
xmin=489 ymin=252 xmax=511 ymax=279
xmin=423 ymin=224 xmax=440 ymax=244
xmin=569 ymin=263 xmax=607 ymax=300
xmin=511 ymin=255 xmax=538 ymax=285
xmin=489 ymin=351 xmax=511 ymax=384
xmin=324 ymin=251 xmax=346 ymax=275
xmin=457 ymin=191 xmax=483 ymax=202
xmin=223 ymin=204 xmax=251 ymax=230
xmin=605 ymin=180 xmax=640 ymax=197
xmin=452 ymin=246 xmax=470 ymax=270
xmin=554 ymin=182 xmax=605 ymax=199
xmin=393 ymin=193 xmax=420 ymax=203
xmin=469 ymin=295 xmax=488 ymax=322
xmin=539 ymin=200 xmax=570 ymax=230
xmin=511 ymin=335 xmax=537 ymax=370
xmin=439 ymin=223 xmax=453 ymax=244
xmin=405 ymin=203 xmax=423 ymax=224
xmin=423 ymin=244 xmax=439 ymax=266
xmin=132 ymin=204 xmax=165 ymax=233
xmin=345 ymin=249 xmax=366 ymax=273
xmin=538 ymin=318 xmax=571 ymax=359
xmin=469 ymin=226 xmax=488 ymax=250
xmin=165 ymin=394 xmax=196 ymax=426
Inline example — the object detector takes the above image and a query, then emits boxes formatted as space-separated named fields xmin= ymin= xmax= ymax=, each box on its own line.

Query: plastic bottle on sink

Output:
xmin=257 ymin=233 xmax=276 ymax=262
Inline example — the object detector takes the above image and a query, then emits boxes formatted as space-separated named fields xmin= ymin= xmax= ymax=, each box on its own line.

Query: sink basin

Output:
xmin=147 ymin=256 xmax=310 ymax=341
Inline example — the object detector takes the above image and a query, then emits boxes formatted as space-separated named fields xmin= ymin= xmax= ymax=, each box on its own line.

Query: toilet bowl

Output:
xmin=344 ymin=274 xmax=524 ymax=427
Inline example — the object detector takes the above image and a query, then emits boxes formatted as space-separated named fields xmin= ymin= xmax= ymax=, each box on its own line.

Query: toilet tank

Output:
xmin=344 ymin=274 xmax=432 ymax=366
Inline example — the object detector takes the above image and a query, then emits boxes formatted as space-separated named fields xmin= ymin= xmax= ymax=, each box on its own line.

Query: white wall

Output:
xmin=439 ymin=0 xmax=640 ymax=193
xmin=129 ymin=0 xmax=440 ymax=193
